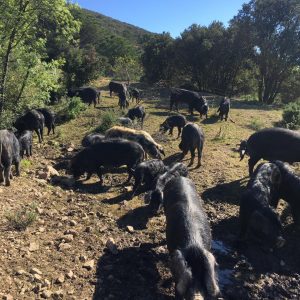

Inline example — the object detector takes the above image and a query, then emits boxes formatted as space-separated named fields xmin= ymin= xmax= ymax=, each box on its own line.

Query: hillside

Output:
xmin=74 ymin=8 xmax=155 ymax=47
xmin=0 ymin=84 xmax=299 ymax=299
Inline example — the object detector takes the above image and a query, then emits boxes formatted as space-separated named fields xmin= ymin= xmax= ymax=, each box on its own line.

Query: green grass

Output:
xmin=5 ymin=203 xmax=38 ymax=231
xmin=248 ymin=118 xmax=264 ymax=131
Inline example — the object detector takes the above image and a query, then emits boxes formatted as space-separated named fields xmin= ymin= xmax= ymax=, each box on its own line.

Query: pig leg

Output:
xmin=0 ymin=164 xmax=4 ymax=183
xmin=125 ymin=167 xmax=133 ymax=184
xmin=131 ymin=175 xmax=143 ymax=198
xmin=15 ymin=161 xmax=20 ymax=176
xmin=189 ymin=149 xmax=195 ymax=166
xmin=4 ymin=166 xmax=11 ymax=186
xmin=196 ymin=145 xmax=202 ymax=168
xmin=96 ymin=169 xmax=103 ymax=185
xmin=177 ymin=127 xmax=181 ymax=138
xmin=248 ymin=156 xmax=260 ymax=176
xmin=35 ymin=129 xmax=42 ymax=143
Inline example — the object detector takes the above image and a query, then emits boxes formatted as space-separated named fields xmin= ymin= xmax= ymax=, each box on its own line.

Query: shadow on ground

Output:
xmin=93 ymin=243 xmax=172 ymax=300
xmin=202 ymin=178 xmax=248 ymax=205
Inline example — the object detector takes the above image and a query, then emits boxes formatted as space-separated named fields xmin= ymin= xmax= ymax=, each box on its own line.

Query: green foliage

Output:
xmin=113 ymin=56 xmax=143 ymax=82
xmin=94 ymin=110 xmax=119 ymax=133
xmin=65 ymin=97 xmax=87 ymax=120
xmin=280 ymin=67 xmax=300 ymax=104
xmin=20 ymin=159 xmax=32 ymax=170
xmin=141 ymin=33 xmax=174 ymax=84
xmin=282 ymin=101 xmax=300 ymax=129
xmin=0 ymin=0 xmax=80 ymax=128
xmin=248 ymin=118 xmax=264 ymax=131
xmin=232 ymin=0 xmax=300 ymax=103
xmin=5 ymin=203 xmax=38 ymax=231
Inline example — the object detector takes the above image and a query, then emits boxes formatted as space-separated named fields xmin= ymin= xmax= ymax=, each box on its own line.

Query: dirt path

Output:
xmin=0 ymin=89 xmax=299 ymax=300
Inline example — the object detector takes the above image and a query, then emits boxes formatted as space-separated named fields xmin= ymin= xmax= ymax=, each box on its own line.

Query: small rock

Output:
xmin=106 ymin=238 xmax=118 ymax=255
xmin=52 ymin=290 xmax=64 ymax=299
xmin=43 ymin=279 xmax=51 ymax=287
xmin=64 ymin=229 xmax=78 ymax=237
xmin=69 ymin=220 xmax=77 ymax=226
xmin=58 ymin=243 xmax=72 ymax=251
xmin=33 ymin=274 xmax=43 ymax=282
xmin=30 ymin=268 xmax=42 ymax=275
xmin=83 ymin=260 xmax=94 ymax=271
xmin=126 ymin=226 xmax=134 ymax=233
xmin=60 ymin=234 xmax=74 ymax=243
xmin=41 ymin=290 xmax=52 ymax=299
xmin=66 ymin=270 xmax=74 ymax=279
xmin=55 ymin=274 xmax=65 ymax=284
xmin=16 ymin=269 xmax=27 ymax=275
xmin=29 ymin=241 xmax=39 ymax=252
xmin=3 ymin=295 xmax=13 ymax=300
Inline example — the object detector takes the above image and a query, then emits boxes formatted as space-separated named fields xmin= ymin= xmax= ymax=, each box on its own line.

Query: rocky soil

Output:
xmin=0 ymin=85 xmax=299 ymax=300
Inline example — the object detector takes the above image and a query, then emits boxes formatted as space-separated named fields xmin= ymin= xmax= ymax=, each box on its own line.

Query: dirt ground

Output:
xmin=0 ymin=81 xmax=300 ymax=300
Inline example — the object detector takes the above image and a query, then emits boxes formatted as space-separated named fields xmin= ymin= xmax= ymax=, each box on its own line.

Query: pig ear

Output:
xmin=171 ymin=250 xmax=192 ymax=296
xmin=203 ymin=250 xmax=220 ymax=297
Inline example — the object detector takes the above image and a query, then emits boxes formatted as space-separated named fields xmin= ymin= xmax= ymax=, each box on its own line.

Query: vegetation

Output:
xmin=94 ymin=110 xmax=119 ymax=133
xmin=5 ymin=203 xmax=38 ymax=231
xmin=142 ymin=0 xmax=300 ymax=103
xmin=282 ymin=101 xmax=300 ymax=129
xmin=248 ymin=118 xmax=264 ymax=131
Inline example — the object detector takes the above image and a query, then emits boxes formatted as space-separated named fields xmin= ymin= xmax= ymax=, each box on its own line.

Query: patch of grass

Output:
xmin=94 ymin=110 xmax=119 ymax=133
xmin=20 ymin=159 xmax=31 ymax=169
xmin=5 ymin=203 xmax=38 ymax=231
xmin=248 ymin=118 xmax=264 ymax=131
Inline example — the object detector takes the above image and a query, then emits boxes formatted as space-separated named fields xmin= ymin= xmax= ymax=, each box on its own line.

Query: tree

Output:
xmin=141 ymin=33 xmax=174 ymax=84
xmin=0 ymin=0 xmax=80 ymax=126
xmin=113 ymin=56 xmax=143 ymax=82
xmin=232 ymin=0 xmax=300 ymax=103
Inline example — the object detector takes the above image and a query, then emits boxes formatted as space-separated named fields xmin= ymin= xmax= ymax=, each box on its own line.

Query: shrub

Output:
xmin=65 ymin=97 xmax=86 ymax=120
xmin=94 ymin=110 xmax=118 ymax=133
xmin=248 ymin=118 xmax=263 ymax=131
xmin=282 ymin=101 xmax=300 ymax=129
xmin=5 ymin=203 xmax=38 ymax=231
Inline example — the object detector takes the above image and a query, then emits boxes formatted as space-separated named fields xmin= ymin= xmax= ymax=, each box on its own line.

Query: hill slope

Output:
xmin=76 ymin=8 xmax=155 ymax=47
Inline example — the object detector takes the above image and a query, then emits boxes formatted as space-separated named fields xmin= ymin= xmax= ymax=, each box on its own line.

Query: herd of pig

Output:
xmin=1 ymin=88 xmax=300 ymax=299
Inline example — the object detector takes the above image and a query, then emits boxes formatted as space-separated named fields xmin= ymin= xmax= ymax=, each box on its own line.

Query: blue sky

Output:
xmin=73 ymin=0 xmax=247 ymax=37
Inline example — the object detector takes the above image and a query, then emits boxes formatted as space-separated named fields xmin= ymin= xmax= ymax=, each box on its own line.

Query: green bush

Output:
xmin=65 ymin=97 xmax=87 ymax=120
xmin=94 ymin=110 xmax=118 ymax=133
xmin=282 ymin=101 xmax=300 ymax=129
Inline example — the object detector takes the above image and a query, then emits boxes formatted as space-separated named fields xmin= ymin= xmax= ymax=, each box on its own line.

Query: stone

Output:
xmin=69 ymin=220 xmax=77 ymax=226
xmin=126 ymin=226 xmax=134 ymax=233
xmin=29 ymin=242 xmax=40 ymax=252
xmin=55 ymin=274 xmax=65 ymax=284
xmin=85 ymin=226 xmax=92 ymax=233
xmin=64 ymin=229 xmax=78 ymax=237
xmin=60 ymin=234 xmax=74 ymax=243
xmin=33 ymin=274 xmax=43 ymax=282
xmin=16 ymin=269 xmax=27 ymax=275
xmin=3 ymin=295 xmax=13 ymax=300
xmin=41 ymin=290 xmax=52 ymax=299
xmin=58 ymin=243 xmax=72 ymax=251
xmin=66 ymin=270 xmax=74 ymax=279
xmin=30 ymin=268 xmax=42 ymax=275
xmin=83 ymin=260 xmax=94 ymax=271
xmin=106 ymin=238 xmax=118 ymax=255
